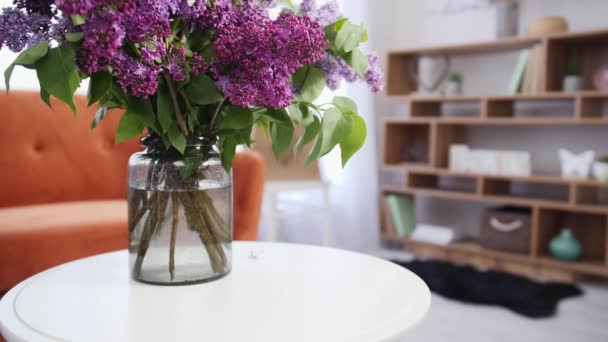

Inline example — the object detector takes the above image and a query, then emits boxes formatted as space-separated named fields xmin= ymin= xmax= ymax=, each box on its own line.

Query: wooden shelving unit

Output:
xmin=381 ymin=30 xmax=608 ymax=282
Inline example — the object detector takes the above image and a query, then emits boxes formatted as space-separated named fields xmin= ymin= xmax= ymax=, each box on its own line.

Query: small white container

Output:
xmin=449 ymin=145 xmax=470 ymax=172
xmin=444 ymin=80 xmax=463 ymax=96
xmin=563 ymin=75 xmax=583 ymax=92
xmin=592 ymin=162 xmax=608 ymax=182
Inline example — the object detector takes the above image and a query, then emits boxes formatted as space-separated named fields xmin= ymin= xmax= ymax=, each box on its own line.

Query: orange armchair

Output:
xmin=0 ymin=91 xmax=265 ymax=295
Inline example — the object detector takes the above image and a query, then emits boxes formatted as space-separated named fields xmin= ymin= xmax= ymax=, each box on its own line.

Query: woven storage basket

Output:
xmin=480 ymin=207 xmax=531 ymax=254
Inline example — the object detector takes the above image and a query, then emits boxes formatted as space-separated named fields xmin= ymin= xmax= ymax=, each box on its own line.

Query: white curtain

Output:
xmin=319 ymin=0 xmax=380 ymax=252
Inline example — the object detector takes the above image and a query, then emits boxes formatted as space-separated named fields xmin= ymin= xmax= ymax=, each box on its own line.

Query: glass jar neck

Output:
xmin=141 ymin=133 xmax=218 ymax=157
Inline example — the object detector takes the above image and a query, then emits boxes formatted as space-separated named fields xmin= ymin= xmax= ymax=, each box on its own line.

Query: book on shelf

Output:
xmin=385 ymin=194 xmax=416 ymax=237
xmin=520 ymin=44 xmax=545 ymax=94
xmin=508 ymin=49 xmax=529 ymax=94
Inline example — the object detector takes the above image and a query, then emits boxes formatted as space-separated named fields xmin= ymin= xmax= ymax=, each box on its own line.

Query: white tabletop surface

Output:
xmin=0 ymin=242 xmax=430 ymax=342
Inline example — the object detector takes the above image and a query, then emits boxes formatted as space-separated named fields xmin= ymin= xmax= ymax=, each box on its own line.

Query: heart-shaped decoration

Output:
xmin=409 ymin=54 xmax=451 ymax=93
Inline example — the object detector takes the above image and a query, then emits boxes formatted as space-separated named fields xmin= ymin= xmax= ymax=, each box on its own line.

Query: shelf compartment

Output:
xmin=432 ymin=124 xmax=467 ymax=168
xmin=383 ymin=122 xmax=431 ymax=167
xmin=574 ymin=184 xmax=608 ymax=206
xmin=408 ymin=171 xmax=478 ymax=194
xmin=485 ymin=96 xmax=576 ymax=119
xmin=578 ymin=93 xmax=608 ymax=118
xmin=537 ymin=209 xmax=608 ymax=267
xmin=481 ymin=178 xmax=571 ymax=203
xmin=386 ymin=36 xmax=540 ymax=96
xmin=410 ymin=97 xmax=482 ymax=118
xmin=386 ymin=53 xmax=417 ymax=97
xmin=546 ymin=31 xmax=608 ymax=92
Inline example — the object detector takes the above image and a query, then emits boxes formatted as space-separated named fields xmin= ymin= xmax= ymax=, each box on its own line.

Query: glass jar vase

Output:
xmin=127 ymin=135 xmax=232 ymax=285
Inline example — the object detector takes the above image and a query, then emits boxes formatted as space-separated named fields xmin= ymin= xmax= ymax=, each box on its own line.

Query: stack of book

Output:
xmin=509 ymin=44 xmax=544 ymax=94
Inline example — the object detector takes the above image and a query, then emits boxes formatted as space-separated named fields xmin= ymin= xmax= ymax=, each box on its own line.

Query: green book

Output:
xmin=386 ymin=194 xmax=416 ymax=237
xmin=508 ymin=49 xmax=529 ymax=94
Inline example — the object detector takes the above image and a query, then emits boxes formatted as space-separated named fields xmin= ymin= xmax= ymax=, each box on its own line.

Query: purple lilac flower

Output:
xmin=299 ymin=0 xmax=315 ymax=15
xmin=51 ymin=16 xmax=78 ymax=36
xmin=0 ymin=7 xmax=51 ymax=52
xmin=316 ymin=52 xmax=341 ymax=91
xmin=113 ymin=51 xmax=161 ymax=98
xmin=0 ymin=8 xmax=29 ymax=51
xmin=337 ymin=57 xmax=359 ymax=82
xmin=199 ymin=0 xmax=235 ymax=29
xmin=140 ymin=43 xmax=166 ymax=65
xmin=314 ymin=1 xmax=339 ymax=26
xmin=212 ymin=11 xmax=327 ymax=108
xmin=365 ymin=53 xmax=384 ymax=93
xmin=166 ymin=46 xmax=187 ymax=81
xmin=241 ymin=0 xmax=279 ymax=9
xmin=55 ymin=0 xmax=95 ymax=16
xmin=300 ymin=0 xmax=339 ymax=26
xmin=125 ymin=0 xmax=171 ymax=43
xmin=176 ymin=0 xmax=206 ymax=19
xmin=14 ymin=0 xmax=55 ymax=17
xmin=78 ymin=9 xmax=126 ymax=74
xmin=190 ymin=52 xmax=207 ymax=75
xmin=316 ymin=52 xmax=384 ymax=93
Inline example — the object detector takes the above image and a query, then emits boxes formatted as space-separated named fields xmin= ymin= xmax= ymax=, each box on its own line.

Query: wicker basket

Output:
xmin=480 ymin=207 xmax=531 ymax=254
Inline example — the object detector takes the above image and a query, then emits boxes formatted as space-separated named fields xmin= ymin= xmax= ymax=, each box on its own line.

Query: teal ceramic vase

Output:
xmin=550 ymin=229 xmax=582 ymax=261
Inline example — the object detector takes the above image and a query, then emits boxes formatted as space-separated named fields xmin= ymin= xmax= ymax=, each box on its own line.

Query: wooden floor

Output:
xmin=373 ymin=249 xmax=608 ymax=342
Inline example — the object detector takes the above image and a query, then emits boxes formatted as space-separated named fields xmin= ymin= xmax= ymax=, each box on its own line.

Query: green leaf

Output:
xmin=65 ymin=32 xmax=84 ymax=42
xmin=125 ymin=96 xmax=157 ymax=132
xmin=217 ymin=105 xmax=253 ymax=130
xmin=298 ymin=103 xmax=316 ymax=126
xmin=259 ymin=108 xmax=291 ymax=124
xmin=293 ymin=65 xmax=326 ymax=103
xmin=189 ymin=30 xmax=215 ymax=52
xmin=324 ymin=18 xmax=349 ymax=51
xmin=334 ymin=21 xmax=367 ymax=55
xmin=295 ymin=114 xmax=321 ymax=153
xmin=167 ymin=125 xmax=187 ymax=154
xmin=4 ymin=41 xmax=49 ymax=90
xmin=115 ymin=113 xmax=145 ymax=144
xmin=271 ymin=120 xmax=294 ymax=158
xmin=70 ymin=15 xmax=86 ymax=25
xmin=156 ymin=84 xmax=174 ymax=133
xmin=333 ymin=96 xmax=358 ymax=114
xmin=40 ymin=87 xmax=51 ymax=108
xmin=201 ymin=44 xmax=216 ymax=63
xmin=35 ymin=44 xmax=80 ymax=114
xmin=185 ymin=74 xmax=223 ymax=105
xmin=305 ymin=135 xmax=323 ymax=166
xmin=220 ymin=136 xmax=238 ymax=172
xmin=340 ymin=114 xmax=366 ymax=166
xmin=4 ymin=65 xmax=15 ymax=92
xmin=256 ymin=116 xmax=271 ymax=138
xmin=288 ymin=104 xmax=303 ymax=123
xmin=91 ymin=106 xmax=108 ymax=129
xmin=319 ymin=107 xmax=353 ymax=156
xmin=342 ymin=48 xmax=368 ymax=79
xmin=15 ymin=41 xmax=49 ymax=65
xmin=87 ymin=71 xmax=112 ymax=107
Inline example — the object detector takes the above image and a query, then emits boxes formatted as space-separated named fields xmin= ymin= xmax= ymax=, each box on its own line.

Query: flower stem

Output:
xmin=162 ymin=71 xmax=189 ymax=136
xmin=209 ymin=97 xmax=226 ymax=133
xmin=169 ymin=192 xmax=179 ymax=280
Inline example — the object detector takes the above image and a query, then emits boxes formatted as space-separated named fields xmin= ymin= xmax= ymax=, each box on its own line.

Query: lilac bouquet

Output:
xmin=2 ymin=0 xmax=382 ymax=170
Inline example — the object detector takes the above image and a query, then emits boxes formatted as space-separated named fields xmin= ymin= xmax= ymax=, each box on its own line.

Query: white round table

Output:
xmin=0 ymin=242 xmax=430 ymax=342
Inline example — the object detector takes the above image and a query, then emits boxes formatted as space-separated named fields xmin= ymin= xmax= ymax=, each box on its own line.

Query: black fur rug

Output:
xmin=393 ymin=260 xmax=583 ymax=318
